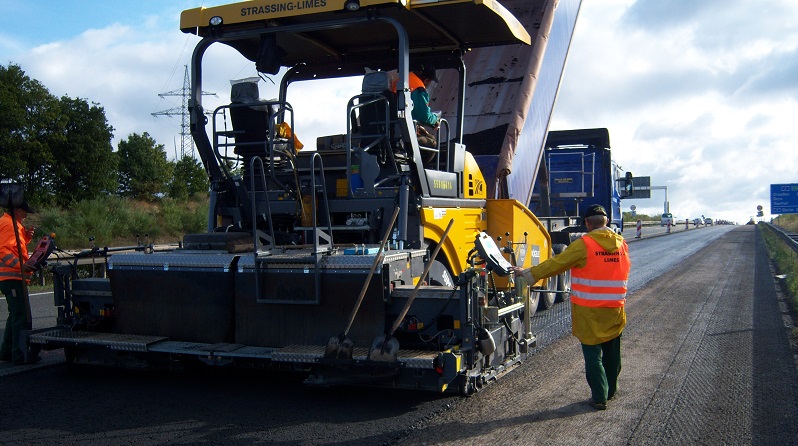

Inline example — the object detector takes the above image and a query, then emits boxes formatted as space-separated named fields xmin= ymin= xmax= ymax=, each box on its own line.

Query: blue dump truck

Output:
xmin=529 ymin=128 xmax=632 ymax=242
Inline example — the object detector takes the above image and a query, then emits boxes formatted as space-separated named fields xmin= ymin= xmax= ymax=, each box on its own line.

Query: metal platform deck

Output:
xmin=29 ymin=330 xmax=439 ymax=368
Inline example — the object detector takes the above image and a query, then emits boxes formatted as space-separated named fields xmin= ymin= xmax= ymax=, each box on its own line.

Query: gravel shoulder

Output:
xmin=393 ymin=225 xmax=798 ymax=445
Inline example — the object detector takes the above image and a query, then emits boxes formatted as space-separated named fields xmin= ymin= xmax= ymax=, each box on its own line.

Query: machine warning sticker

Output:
xmin=530 ymin=245 xmax=541 ymax=266
xmin=516 ymin=243 xmax=527 ymax=267
xmin=434 ymin=209 xmax=447 ymax=220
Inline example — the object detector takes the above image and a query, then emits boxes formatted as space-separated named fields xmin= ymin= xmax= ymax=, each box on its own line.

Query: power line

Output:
xmin=151 ymin=65 xmax=216 ymax=159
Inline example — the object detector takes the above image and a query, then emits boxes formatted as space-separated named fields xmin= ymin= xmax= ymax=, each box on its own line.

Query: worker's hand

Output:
xmin=25 ymin=226 xmax=35 ymax=239
xmin=22 ymin=264 xmax=37 ymax=278
xmin=510 ymin=266 xmax=525 ymax=275
xmin=510 ymin=266 xmax=536 ymax=282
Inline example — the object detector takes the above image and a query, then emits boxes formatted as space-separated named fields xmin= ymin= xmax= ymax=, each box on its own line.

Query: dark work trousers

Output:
xmin=581 ymin=334 xmax=622 ymax=404
xmin=0 ymin=280 xmax=28 ymax=363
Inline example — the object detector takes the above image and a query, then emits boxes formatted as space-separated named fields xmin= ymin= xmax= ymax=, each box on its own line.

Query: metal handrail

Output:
xmin=250 ymin=155 xmax=277 ymax=304
xmin=309 ymin=152 xmax=334 ymax=254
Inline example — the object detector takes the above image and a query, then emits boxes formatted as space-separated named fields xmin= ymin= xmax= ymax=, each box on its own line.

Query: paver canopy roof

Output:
xmin=181 ymin=0 xmax=531 ymax=75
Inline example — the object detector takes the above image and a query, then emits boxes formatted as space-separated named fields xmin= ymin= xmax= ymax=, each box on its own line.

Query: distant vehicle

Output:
xmin=693 ymin=218 xmax=703 ymax=227
xmin=704 ymin=218 xmax=713 ymax=226
xmin=661 ymin=213 xmax=673 ymax=226
xmin=529 ymin=128 xmax=632 ymax=235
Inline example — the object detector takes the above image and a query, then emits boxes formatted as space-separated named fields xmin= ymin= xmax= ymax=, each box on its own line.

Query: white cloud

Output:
xmin=3 ymin=0 xmax=797 ymax=224
xmin=552 ymin=0 xmax=798 ymax=223
xmin=9 ymin=21 xmax=196 ymax=155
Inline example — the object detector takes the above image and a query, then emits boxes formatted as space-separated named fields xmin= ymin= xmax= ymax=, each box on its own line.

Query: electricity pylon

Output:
xmin=152 ymin=65 xmax=216 ymax=158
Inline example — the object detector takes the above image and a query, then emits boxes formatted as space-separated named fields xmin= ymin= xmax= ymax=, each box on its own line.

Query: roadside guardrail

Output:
xmin=764 ymin=223 xmax=798 ymax=254
xmin=622 ymin=220 xmax=663 ymax=228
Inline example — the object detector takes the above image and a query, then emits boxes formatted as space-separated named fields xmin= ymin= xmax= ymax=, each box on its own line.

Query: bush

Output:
xmin=775 ymin=214 xmax=798 ymax=233
xmin=26 ymin=195 xmax=208 ymax=250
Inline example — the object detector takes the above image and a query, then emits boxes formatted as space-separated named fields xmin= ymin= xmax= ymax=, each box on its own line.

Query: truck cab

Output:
xmin=529 ymin=128 xmax=629 ymax=240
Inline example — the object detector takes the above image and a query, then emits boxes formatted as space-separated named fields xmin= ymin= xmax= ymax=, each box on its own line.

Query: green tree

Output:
xmin=0 ymin=64 xmax=62 ymax=203
xmin=117 ymin=132 xmax=173 ymax=200
xmin=48 ymin=96 xmax=117 ymax=205
xmin=168 ymin=154 xmax=209 ymax=199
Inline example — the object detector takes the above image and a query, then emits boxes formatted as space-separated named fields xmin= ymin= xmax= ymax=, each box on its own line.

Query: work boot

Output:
xmin=590 ymin=400 xmax=607 ymax=410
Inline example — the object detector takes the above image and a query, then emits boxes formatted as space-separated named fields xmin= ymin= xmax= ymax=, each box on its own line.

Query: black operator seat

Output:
xmin=229 ymin=79 xmax=271 ymax=156
xmin=355 ymin=71 xmax=398 ymax=155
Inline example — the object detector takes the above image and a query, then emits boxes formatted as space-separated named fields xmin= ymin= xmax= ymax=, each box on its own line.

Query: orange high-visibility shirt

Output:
xmin=391 ymin=71 xmax=425 ymax=93
xmin=0 ymin=213 xmax=30 ymax=281
xmin=570 ymin=235 xmax=630 ymax=308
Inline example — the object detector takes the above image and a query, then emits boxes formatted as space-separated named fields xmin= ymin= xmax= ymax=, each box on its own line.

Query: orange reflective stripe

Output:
xmin=570 ymin=234 xmax=630 ymax=308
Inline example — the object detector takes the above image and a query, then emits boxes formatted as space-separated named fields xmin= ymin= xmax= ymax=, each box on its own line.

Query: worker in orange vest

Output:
xmin=0 ymin=200 xmax=38 ymax=365
xmin=511 ymin=204 xmax=631 ymax=410
xmin=392 ymin=64 xmax=440 ymax=148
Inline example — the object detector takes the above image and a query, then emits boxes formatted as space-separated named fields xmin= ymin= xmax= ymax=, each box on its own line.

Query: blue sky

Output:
xmin=1 ymin=0 xmax=797 ymax=224
xmin=2 ymin=1 xmax=190 ymax=48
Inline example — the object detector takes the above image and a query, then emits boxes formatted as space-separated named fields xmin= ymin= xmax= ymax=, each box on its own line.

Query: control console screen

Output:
xmin=474 ymin=232 xmax=513 ymax=276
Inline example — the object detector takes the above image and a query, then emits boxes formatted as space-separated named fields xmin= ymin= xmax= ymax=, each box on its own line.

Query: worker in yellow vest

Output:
xmin=0 ymin=200 xmax=38 ymax=365
xmin=512 ymin=204 xmax=631 ymax=410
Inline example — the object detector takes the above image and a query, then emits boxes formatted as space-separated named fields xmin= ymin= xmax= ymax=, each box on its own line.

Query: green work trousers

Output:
xmin=0 ymin=280 xmax=28 ymax=363
xmin=581 ymin=334 xmax=622 ymax=404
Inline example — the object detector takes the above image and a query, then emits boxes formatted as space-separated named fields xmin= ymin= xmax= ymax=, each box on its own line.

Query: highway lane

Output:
xmin=396 ymin=225 xmax=798 ymax=445
xmin=1 ymin=224 xmax=793 ymax=445
xmin=625 ymin=224 xmax=737 ymax=291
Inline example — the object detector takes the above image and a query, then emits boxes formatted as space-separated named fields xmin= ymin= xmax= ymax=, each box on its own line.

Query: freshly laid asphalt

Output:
xmin=394 ymin=225 xmax=798 ymax=445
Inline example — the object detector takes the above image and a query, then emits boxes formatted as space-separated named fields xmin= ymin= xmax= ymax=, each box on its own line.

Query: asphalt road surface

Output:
xmin=1 ymin=225 xmax=796 ymax=445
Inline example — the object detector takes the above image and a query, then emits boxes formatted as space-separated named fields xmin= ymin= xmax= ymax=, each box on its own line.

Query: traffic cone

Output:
xmin=636 ymin=219 xmax=642 ymax=238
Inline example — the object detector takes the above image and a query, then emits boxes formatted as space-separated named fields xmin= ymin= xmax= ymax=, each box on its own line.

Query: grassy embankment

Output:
xmin=760 ymin=215 xmax=798 ymax=337
xmin=19 ymin=195 xmax=208 ymax=288
xmin=28 ymin=194 xmax=209 ymax=250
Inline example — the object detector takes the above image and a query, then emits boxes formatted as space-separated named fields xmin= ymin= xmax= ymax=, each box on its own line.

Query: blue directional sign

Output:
xmin=771 ymin=183 xmax=798 ymax=214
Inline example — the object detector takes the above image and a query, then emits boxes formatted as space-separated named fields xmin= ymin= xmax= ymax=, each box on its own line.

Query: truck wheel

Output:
xmin=551 ymin=244 xmax=570 ymax=303
xmin=526 ymin=288 xmax=539 ymax=319
xmin=519 ymin=285 xmax=539 ymax=323
xmin=537 ymin=278 xmax=556 ymax=311
xmin=555 ymin=270 xmax=571 ymax=303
